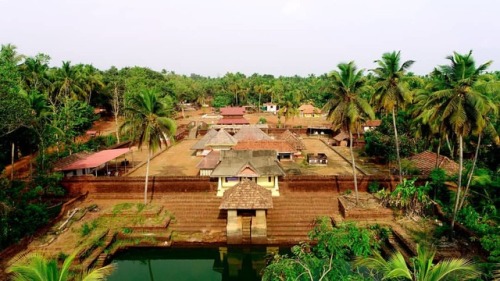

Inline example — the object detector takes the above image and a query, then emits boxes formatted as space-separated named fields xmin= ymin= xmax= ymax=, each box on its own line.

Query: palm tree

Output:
xmin=7 ymin=251 xmax=114 ymax=281
xmin=51 ymin=61 xmax=84 ymax=105
xmin=80 ymin=64 xmax=104 ymax=105
xmin=425 ymin=51 xmax=492 ymax=229
xmin=355 ymin=244 xmax=480 ymax=281
xmin=277 ymin=89 xmax=301 ymax=127
xmin=323 ymin=62 xmax=374 ymax=204
xmin=372 ymin=51 xmax=414 ymax=183
xmin=119 ymin=90 xmax=176 ymax=204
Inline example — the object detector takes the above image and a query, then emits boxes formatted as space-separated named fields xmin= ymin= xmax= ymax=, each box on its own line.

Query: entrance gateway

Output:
xmin=219 ymin=179 xmax=273 ymax=244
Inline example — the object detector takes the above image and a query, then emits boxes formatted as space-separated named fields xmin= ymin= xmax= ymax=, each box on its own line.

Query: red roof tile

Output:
xmin=217 ymin=118 xmax=250 ymax=125
xmin=234 ymin=140 xmax=296 ymax=153
xmin=220 ymin=107 xmax=245 ymax=116
xmin=219 ymin=179 xmax=273 ymax=210
xmin=407 ymin=151 xmax=459 ymax=175
xmin=55 ymin=148 xmax=130 ymax=171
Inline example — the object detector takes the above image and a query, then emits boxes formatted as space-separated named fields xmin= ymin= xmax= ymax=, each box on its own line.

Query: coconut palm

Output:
xmin=372 ymin=51 xmax=414 ymax=183
xmin=51 ymin=61 xmax=84 ymax=105
xmin=277 ymin=89 xmax=301 ymax=127
xmin=7 ymin=251 xmax=114 ymax=281
xmin=426 ymin=51 xmax=492 ymax=229
xmin=323 ymin=62 xmax=374 ymax=204
xmin=355 ymin=244 xmax=480 ymax=281
xmin=119 ymin=90 xmax=176 ymax=204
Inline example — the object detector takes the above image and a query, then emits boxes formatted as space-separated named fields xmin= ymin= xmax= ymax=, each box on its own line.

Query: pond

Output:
xmin=107 ymin=246 xmax=289 ymax=281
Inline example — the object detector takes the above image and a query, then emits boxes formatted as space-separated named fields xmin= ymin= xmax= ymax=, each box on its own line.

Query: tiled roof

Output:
xmin=211 ymin=150 xmax=285 ymax=177
xmin=299 ymin=104 xmax=321 ymax=114
xmin=233 ymin=126 xmax=272 ymax=141
xmin=234 ymin=140 xmax=296 ymax=153
xmin=407 ymin=151 xmax=459 ymax=175
xmin=219 ymin=179 xmax=273 ymax=210
xmin=364 ymin=120 xmax=382 ymax=127
xmin=217 ymin=118 xmax=250 ymax=125
xmin=277 ymin=130 xmax=306 ymax=150
xmin=206 ymin=129 xmax=237 ymax=147
xmin=196 ymin=151 xmax=221 ymax=169
xmin=191 ymin=129 xmax=218 ymax=150
xmin=333 ymin=131 xmax=350 ymax=142
xmin=220 ymin=107 xmax=245 ymax=116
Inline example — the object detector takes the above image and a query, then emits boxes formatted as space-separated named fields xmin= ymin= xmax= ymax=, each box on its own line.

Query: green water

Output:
xmin=107 ymin=246 xmax=288 ymax=281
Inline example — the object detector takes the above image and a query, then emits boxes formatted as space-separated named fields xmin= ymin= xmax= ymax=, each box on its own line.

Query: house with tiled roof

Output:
xmin=211 ymin=150 xmax=285 ymax=197
xmin=363 ymin=120 xmax=382 ymax=132
xmin=277 ymin=130 xmax=306 ymax=151
xmin=205 ymin=129 xmax=238 ymax=151
xmin=196 ymin=150 xmax=221 ymax=176
xmin=298 ymin=104 xmax=322 ymax=117
xmin=233 ymin=126 xmax=272 ymax=141
xmin=190 ymin=128 xmax=218 ymax=156
xmin=217 ymin=106 xmax=250 ymax=125
xmin=233 ymin=140 xmax=297 ymax=161
xmin=406 ymin=151 xmax=459 ymax=175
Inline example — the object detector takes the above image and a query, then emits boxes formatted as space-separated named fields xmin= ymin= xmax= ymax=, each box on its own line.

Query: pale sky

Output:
xmin=1 ymin=0 xmax=498 ymax=77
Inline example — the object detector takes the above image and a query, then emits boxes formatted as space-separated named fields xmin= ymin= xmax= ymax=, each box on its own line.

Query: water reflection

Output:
xmin=108 ymin=246 xmax=286 ymax=281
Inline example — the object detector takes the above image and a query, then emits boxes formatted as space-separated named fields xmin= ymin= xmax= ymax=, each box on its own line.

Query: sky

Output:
xmin=1 ymin=0 xmax=498 ymax=77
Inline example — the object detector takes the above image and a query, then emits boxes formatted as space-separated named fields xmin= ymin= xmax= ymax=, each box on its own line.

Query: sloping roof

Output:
xmin=211 ymin=150 xmax=285 ymax=177
xmin=219 ymin=179 xmax=273 ymax=210
xmin=277 ymin=130 xmax=306 ymax=150
xmin=196 ymin=150 xmax=221 ymax=169
xmin=220 ymin=107 xmax=245 ymax=116
xmin=233 ymin=126 xmax=272 ymax=141
xmin=407 ymin=151 xmax=459 ymax=175
xmin=191 ymin=129 xmax=218 ymax=150
xmin=217 ymin=118 xmax=250 ymax=125
xmin=234 ymin=140 xmax=296 ymax=153
xmin=299 ymin=104 xmax=321 ymax=114
xmin=206 ymin=129 xmax=238 ymax=147
xmin=55 ymin=148 xmax=130 ymax=171
xmin=364 ymin=120 xmax=382 ymax=127
xmin=333 ymin=131 xmax=350 ymax=142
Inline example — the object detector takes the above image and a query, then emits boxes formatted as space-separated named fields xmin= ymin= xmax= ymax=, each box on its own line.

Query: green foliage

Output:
xmin=368 ymin=181 xmax=382 ymax=194
xmin=429 ymin=168 xmax=450 ymax=203
xmin=380 ymin=178 xmax=432 ymax=217
xmin=212 ymin=92 xmax=233 ymax=108
xmin=258 ymin=116 xmax=267 ymax=124
xmin=80 ymin=219 xmax=98 ymax=237
xmin=112 ymin=202 xmax=134 ymax=215
xmin=263 ymin=218 xmax=379 ymax=280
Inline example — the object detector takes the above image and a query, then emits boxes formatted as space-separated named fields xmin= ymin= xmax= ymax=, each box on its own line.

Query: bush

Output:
xmin=258 ymin=117 xmax=267 ymax=124
xmin=368 ymin=181 xmax=382 ymax=194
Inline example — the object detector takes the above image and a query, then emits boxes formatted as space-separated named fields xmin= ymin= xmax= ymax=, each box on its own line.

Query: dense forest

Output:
xmin=1 ymin=43 xmax=499 ymax=279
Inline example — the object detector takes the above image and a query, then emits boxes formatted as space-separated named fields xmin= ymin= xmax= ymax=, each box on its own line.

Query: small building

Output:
xmin=406 ymin=151 xmax=459 ymax=176
xmin=211 ymin=150 xmax=285 ymax=197
xmin=276 ymin=130 xmax=306 ymax=152
xmin=205 ymin=129 xmax=238 ymax=151
xmin=233 ymin=126 xmax=272 ymax=141
xmin=263 ymin=102 xmax=278 ymax=113
xmin=217 ymin=107 xmax=250 ymax=125
xmin=363 ymin=120 xmax=382 ymax=132
xmin=298 ymin=104 xmax=322 ymax=117
xmin=307 ymin=153 xmax=328 ymax=165
xmin=196 ymin=150 xmax=221 ymax=176
xmin=219 ymin=179 xmax=273 ymax=244
xmin=233 ymin=140 xmax=297 ymax=161
xmin=190 ymin=128 xmax=218 ymax=156
xmin=54 ymin=148 xmax=130 ymax=177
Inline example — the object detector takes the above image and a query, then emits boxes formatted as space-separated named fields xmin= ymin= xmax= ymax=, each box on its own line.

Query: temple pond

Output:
xmin=107 ymin=246 xmax=290 ymax=281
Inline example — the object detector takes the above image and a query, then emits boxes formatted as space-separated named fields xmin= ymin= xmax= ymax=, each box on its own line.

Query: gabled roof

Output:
xmin=196 ymin=150 xmax=221 ymax=169
xmin=234 ymin=140 xmax=296 ymax=153
xmin=217 ymin=118 xmax=250 ymax=125
xmin=333 ymin=131 xmax=350 ymax=142
xmin=407 ymin=151 xmax=459 ymax=175
xmin=190 ymin=129 xmax=218 ymax=150
xmin=233 ymin=126 xmax=272 ymax=141
xmin=206 ymin=129 xmax=237 ymax=147
xmin=277 ymin=130 xmax=306 ymax=150
xmin=55 ymin=148 xmax=130 ymax=171
xmin=299 ymin=104 xmax=321 ymax=114
xmin=220 ymin=107 xmax=245 ymax=116
xmin=211 ymin=150 xmax=285 ymax=177
xmin=364 ymin=120 xmax=382 ymax=127
xmin=219 ymin=179 xmax=273 ymax=210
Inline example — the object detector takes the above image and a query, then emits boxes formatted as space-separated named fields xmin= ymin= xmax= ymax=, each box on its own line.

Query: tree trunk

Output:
xmin=349 ymin=130 xmax=359 ymax=205
xmin=451 ymin=135 xmax=463 ymax=230
xmin=11 ymin=142 xmax=15 ymax=180
xmin=114 ymin=115 xmax=120 ymax=144
xmin=392 ymin=108 xmax=402 ymax=183
xmin=144 ymin=151 xmax=151 ymax=205
xmin=458 ymin=134 xmax=481 ymax=211
xmin=435 ymin=137 xmax=442 ymax=169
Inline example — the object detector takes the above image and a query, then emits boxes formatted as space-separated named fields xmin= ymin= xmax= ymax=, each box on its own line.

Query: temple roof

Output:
xmin=211 ymin=150 xmax=285 ymax=177
xmin=206 ymin=129 xmax=237 ymax=147
xmin=233 ymin=126 xmax=272 ymax=141
xmin=219 ymin=179 xmax=273 ymax=210
xmin=234 ymin=140 xmax=296 ymax=153
xmin=277 ymin=130 xmax=306 ymax=150
xmin=220 ymin=107 xmax=245 ymax=116
xmin=191 ymin=128 xmax=218 ymax=150
xmin=196 ymin=150 xmax=221 ymax=169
